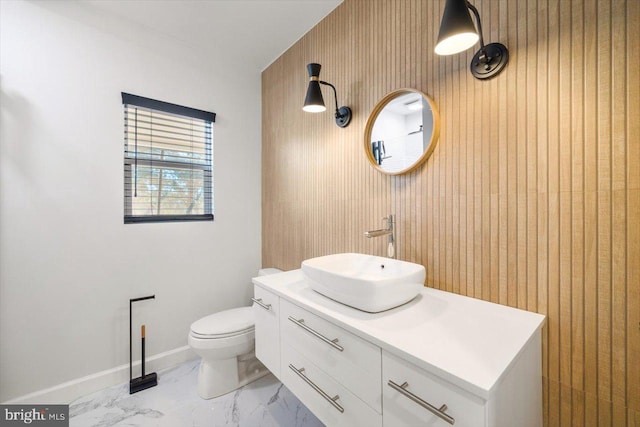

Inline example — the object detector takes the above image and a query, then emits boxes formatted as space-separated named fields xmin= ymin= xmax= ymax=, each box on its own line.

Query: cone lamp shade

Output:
xmin=434 ymin=0 xmax=479 ymax=55
xmin=303 ymin=63 xmax=326 ymax=113
xmin=303 ymin=81 xmax=326 ymax=112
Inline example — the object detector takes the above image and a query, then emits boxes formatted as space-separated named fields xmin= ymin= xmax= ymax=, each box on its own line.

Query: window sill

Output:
xmin=124 ymin=214 xmax=214 ymax=224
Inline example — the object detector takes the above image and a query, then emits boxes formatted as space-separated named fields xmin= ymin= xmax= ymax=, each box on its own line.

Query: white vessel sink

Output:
xmin=301 ymin=253 xmax=426 ymax=313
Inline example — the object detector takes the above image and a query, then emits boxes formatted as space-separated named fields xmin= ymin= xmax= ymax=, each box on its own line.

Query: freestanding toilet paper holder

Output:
xmin=129 ymin=295 xmax=157 ymax=394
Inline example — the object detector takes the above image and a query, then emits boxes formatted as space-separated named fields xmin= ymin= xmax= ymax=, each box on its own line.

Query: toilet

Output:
xmin=188 ymin=268 xmax=280 ymax=399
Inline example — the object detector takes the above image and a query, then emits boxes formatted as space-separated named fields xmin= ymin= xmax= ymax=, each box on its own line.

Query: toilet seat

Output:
xmin=190 ymin=306 xmax=254 ymax=339
xmin=188 ymin=328 xmax=255 ymax=360
xmin=190 ymin=327 xmax=254 ymax=340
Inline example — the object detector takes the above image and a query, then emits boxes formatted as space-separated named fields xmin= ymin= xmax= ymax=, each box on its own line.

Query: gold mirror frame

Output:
xmin=364 ymin=89 xmax=440 ymax=175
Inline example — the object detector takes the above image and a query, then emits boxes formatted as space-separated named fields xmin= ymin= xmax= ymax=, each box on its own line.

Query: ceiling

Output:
xmin=85 ymin=0 xmax=343 ymax=71
xmin=384 ymin=93 xmax=427 ymax=116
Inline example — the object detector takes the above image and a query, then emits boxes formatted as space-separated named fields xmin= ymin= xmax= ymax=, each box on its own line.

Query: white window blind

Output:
xmin=122 ymin=93 xmax=215 ymax=223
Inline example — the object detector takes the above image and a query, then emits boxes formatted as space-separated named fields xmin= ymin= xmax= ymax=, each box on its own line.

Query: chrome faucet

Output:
xmin=364 ymin=214 xmax=396 ymax=258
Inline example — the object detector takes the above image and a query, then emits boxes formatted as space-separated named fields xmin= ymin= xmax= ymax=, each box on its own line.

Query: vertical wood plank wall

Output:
xmin=261 ymin=0 xmax=639 ymax=425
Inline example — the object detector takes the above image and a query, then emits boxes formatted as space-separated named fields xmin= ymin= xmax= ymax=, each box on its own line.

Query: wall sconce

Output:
xmin=434 ymin=0 xmax=509 ymax=80
xmin=303 ymin=63 xmax=352 ymax=128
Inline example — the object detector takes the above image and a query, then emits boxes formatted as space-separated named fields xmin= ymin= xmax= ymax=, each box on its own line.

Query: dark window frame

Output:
xmin=122 ymin=93 xmax=215 ymax=224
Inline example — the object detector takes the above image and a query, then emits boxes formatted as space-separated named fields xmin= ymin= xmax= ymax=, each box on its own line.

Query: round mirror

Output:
xmin=364 ymin=89 xmax=440 ymax=175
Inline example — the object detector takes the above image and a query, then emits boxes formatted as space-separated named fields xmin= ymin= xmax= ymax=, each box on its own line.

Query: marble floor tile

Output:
xmin=69 ymin=360 xmax=323 ymax=427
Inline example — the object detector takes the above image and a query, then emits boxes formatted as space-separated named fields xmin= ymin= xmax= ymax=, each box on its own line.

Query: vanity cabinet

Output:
xmin=253 ymin=270 xmax=545 ymax=427
xmin=251 ymin=286 xmax=280 ymax=378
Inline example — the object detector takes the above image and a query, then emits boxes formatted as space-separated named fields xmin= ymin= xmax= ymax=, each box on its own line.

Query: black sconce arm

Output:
xmin=466 ymin=1 xmax=508 ymax=78
xmin=319 ymin=80 xmax=352 ymax=127
xmin=319 ymin=80 xmax=342 ymax=118
xmin=465 ymin=1 xmax=485 ymax=49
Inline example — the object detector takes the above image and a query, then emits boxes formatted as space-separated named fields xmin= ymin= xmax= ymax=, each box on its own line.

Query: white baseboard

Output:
xmin=3 ymin=345 xmax=197 ymax=405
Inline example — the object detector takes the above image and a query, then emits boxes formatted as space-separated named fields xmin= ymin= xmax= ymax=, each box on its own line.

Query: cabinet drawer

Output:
xmin=253 ymin=286 xmax=280 ymax=378
xmin=282 ymin=343 xmax=382 ymax=427
xmin=383 ymin=351 xmax=486 ymax=427
xmin=280 ymin=299 xmax=382 ymax=412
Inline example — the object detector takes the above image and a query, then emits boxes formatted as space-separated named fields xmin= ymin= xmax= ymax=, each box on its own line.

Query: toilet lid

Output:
xmin=190 ymin=306 xmax=254 ymax=337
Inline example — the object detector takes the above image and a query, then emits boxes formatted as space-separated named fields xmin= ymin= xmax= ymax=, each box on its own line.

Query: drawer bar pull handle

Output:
xmin=251 ymin=298 xmax=271 ymax=311
xmin=289 ymin=364 xmax=344 ymax=413
xmin=288 ymin=316 xmax=344 ymax=352
xmin=388 ymin=380 xmax=455 ymax=425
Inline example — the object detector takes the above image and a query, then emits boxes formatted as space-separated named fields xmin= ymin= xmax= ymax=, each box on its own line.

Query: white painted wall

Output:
xmin=0 ymin=1 xmax=262 ymax=402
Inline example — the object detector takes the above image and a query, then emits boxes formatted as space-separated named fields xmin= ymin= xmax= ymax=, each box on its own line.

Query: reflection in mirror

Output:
xmin=364 ymin=89 xmax=439 ymax=175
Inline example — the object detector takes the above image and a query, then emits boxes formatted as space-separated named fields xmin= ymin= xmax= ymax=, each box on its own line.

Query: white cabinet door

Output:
xmin=282 ymin=343 xmax=382 ymax=427
xmin=280 ymin=299 xmax=382 ymax=413
xmin=253 ymin=286 xmax=280 ymax=378
xmin=383 ymin=351 xmax=487 ymax=427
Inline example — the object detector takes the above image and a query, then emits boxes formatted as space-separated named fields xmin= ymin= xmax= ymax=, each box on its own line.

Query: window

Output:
xmin=122 ymin=93 xmax=215 ymax=223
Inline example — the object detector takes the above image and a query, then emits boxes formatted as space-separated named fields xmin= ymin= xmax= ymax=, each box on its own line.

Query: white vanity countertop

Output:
xmin=253 ymin=269 xmax=545 ymax=400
